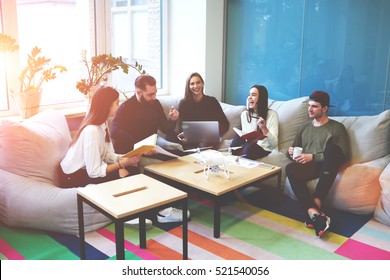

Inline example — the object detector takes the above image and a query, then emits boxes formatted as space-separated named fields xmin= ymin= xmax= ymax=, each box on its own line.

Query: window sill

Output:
xmin=0 ymin=105 xmax=86 ymax=122
xmin=0 ymin=92 xmax=173 ymax=121
xmin=58 ymin=105 xmax=87 ymax=119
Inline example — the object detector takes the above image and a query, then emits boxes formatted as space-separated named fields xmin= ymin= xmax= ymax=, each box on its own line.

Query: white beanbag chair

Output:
xmin=0 ymin=110 xmax=110 ymax=234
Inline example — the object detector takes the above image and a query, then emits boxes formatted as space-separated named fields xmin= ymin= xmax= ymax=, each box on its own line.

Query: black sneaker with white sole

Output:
xmin=311 ymin=214 xmax=331 ymax=237
xmin=304 ymin=218 xmax=314 ymax=229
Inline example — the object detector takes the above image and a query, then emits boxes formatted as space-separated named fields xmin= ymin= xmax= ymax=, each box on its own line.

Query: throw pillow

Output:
xmin=374 ymin=160 xmax=390 ymax=226
xmin=326 ymin=156 xmax=386 ymax=214
xmin=268 ymin=96 xmax=310 ymax=152
xmin=0 ymin=110 xmax=71 ymax=185
xmin=331 ymin=110 xmax=390 ymax=164
xmin=220 ymin=102 xmax=246 ymax=140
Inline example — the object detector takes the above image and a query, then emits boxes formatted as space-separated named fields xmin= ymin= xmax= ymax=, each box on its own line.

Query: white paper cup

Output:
xmin=293 ymin=147 xmax=303 ymax=159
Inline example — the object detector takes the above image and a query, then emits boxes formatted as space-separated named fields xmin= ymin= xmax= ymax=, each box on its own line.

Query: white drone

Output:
xmin=190 ymin=147 xmax=239 ymax=180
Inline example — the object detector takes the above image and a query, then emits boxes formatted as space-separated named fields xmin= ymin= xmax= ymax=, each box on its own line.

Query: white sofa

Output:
xmin=1 ymin=97 xmax=389 ymax=235
xmin=266 ymin=98 xmax=390 ymax=217
xmin=0 ymin=110 xmax=111 ymax=234
xmin=157 ymin=95 xmax=390 ymax=218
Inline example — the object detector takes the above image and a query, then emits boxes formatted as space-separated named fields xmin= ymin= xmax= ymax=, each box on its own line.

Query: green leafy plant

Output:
xmin=76 ymin=50 xmax=147 ymax=96
xmin=18 ymin=46 xmax=67 ymax=93
xmin=0 ymin=33 xmax=19 ymax=52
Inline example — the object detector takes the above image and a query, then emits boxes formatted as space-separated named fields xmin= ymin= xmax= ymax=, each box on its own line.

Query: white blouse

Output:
xmin=240 ymin=109 xmax=279 ymax=152
xmin=60 ymin=123 xmax=120 ymax=178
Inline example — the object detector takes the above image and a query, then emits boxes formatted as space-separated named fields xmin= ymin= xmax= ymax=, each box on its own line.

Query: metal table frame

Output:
xmin=77 ymin=194 xmax=188 ymax=260
xmin=146 ymin=169 xmax=281 ymax=238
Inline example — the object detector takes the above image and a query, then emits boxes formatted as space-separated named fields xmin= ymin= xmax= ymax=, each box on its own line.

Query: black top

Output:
xmin=110 ymin=95 xmax=177 ymax=154
xmin=178 ymin=95 xmax=229 ymax=137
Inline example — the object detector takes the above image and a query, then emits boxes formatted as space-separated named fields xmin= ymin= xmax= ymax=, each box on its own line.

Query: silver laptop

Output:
xmin=181 ymin=121 xmax=220 ymax=148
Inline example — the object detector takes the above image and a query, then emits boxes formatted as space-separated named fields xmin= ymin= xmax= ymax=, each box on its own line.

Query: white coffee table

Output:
xmin=145 ymin=150 xmax=281 ymax=238
xmin=77 ymin=174 xmax=188 ymax=260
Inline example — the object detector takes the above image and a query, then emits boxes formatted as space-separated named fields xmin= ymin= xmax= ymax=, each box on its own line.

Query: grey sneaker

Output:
xmin=157 ymin=207 xmax=190 ymax=223
xmin=125 ymin=218 xmax=153 ymax=229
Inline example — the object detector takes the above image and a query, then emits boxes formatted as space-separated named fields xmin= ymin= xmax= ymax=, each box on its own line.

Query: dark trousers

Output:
xmin=58 ymin=165 xmax=140 ymax=188
xmin=230 ymin=135 xmax=271 ymax=160
xmin=285 ymin=143 xmax=347 ymax=212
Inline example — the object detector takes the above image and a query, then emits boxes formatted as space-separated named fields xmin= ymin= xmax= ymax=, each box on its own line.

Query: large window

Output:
xmin=111 ymin=0 xmax=163 ymax=94
xmin=0 ymin=0 xmax=164 ymax=117
xmin=225 ymin=0 xmax=390 ymax=116
xmin=1 ymin=0 xmax=94 ymax=115
xmin=0 ymin=13 xmax=7 ymax=111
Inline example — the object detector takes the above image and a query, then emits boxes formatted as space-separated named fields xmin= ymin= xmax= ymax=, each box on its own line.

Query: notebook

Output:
xmin=181 ymin=121 xmax=220 ymax=148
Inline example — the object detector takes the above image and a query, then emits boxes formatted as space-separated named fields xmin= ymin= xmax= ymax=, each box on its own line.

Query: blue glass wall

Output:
xmin=225 ymin=0 xmax=390 ymax=116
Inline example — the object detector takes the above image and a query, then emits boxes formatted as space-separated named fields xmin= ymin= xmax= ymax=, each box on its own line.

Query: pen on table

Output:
xmin=259 ymin=162 xmax=275 ymax=169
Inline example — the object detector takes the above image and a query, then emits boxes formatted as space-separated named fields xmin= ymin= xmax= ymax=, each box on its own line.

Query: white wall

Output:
xmin=205 ymin=0 xmax=225 ymax=101
xmin=168 ymin=0 xmax=225 ymax=100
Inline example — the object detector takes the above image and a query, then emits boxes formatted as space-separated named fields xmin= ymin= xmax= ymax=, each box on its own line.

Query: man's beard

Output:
xmin=140 ymin=94 xmax=155 ymax=105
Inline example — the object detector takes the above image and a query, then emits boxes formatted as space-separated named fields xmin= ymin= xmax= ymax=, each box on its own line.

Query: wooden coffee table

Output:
xmin=77 ymin=174 xmax=188 ymax=260
xmin=145 ymin=150 xmax=281 ymax=238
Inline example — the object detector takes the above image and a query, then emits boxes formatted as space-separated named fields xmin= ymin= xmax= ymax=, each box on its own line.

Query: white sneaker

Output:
xmin=157 ymin=207 xmax=190 ymax=223
xmin=125 ymin=218 xmax=153 ymax=229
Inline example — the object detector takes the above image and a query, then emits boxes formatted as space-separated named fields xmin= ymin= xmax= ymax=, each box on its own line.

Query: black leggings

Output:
xmin=230 ymin=135 xmax=271 ymax=160
xmin=285 ymin=143 xmax=347 ymax=212
xmin=58 ymin=166 xmax=140 ymax=188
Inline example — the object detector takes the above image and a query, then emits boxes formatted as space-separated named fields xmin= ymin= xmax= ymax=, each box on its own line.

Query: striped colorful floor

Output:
xmin=1 ymin=198 xmax=390 ymax=260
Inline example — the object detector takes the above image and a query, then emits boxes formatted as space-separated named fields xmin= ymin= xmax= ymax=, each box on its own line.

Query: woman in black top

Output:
xmin=178 ymin=72 xmax=229 ymax=149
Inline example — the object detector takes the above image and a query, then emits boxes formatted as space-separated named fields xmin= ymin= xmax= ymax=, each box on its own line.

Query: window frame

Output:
xmin=0 ymin=0 xmax=167 ymax=117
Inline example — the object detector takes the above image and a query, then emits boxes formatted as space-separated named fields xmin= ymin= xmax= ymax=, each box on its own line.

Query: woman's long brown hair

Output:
xmin=246 ymin=84 xmax=269 ymax=123
xmin=183 ymin=72 xmax=204 ymax=101
xmin=70 ymin=86 xmax=119 ymax=146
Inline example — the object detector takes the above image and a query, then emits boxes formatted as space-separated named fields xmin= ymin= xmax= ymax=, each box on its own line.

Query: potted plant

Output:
xmin=14 ymin=46 xmax=67 ymax=118
xmin=76 ymin=50 xmax=146 ymax=102
xmin=0 ymin=33 xmax=19 ymax=52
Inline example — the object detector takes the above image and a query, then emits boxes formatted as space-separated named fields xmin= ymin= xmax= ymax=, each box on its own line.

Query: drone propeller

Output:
xmin=183 ymin=146 xmax=213 ymax=153
xmin=218 ymin=146 xmax=242 ymax=152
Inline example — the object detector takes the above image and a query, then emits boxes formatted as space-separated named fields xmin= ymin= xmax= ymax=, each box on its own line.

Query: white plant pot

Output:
xmin=16 ymin=88 xmax=43 ymax=119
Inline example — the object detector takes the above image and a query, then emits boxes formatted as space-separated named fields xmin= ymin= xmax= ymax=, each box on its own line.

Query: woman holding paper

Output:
xmin=230 ymin=85 xmax=279 ymax=160
xmin=59 ymin=86 xmax=141 ymax=188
